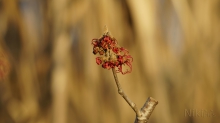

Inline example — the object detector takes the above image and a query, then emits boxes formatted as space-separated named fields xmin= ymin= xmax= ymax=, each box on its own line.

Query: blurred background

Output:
xmin=0 ymin=0 xmax=220 ymax=123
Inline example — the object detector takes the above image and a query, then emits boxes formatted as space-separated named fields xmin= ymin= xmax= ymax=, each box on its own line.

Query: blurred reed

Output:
xmin=0 ymin=0 xmax=219 ymax=123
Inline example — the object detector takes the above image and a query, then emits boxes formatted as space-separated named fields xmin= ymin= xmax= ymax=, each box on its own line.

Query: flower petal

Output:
xmin=96 ymin=57 xmax=102 ymax=65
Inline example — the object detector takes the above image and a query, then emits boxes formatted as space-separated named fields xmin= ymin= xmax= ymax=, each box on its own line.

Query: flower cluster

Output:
xmin=92 ymin=33 xmax=133 ymax=74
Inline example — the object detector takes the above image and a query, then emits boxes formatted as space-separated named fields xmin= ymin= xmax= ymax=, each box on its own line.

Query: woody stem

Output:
xmin=111 ymin=68 xmax=141 ymax=117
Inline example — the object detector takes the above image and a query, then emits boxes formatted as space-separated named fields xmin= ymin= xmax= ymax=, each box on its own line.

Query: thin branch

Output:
xmin=112 ymin=68 xmax=158 ymax=123
xmin=112 ymin=68 xmax=141 ymax=117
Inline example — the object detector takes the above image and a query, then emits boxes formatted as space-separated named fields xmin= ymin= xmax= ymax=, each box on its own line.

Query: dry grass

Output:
xmin=0 ymin=0 xmax=219 ymax=123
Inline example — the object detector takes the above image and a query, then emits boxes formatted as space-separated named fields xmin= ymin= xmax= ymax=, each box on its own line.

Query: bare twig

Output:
xmin=111 ymin=68 xmax=140 ymax=116
xmin=112 ymin=68 xmax=158 ymax=123
xmin=112 ymin=68 xmax=141 ymax=117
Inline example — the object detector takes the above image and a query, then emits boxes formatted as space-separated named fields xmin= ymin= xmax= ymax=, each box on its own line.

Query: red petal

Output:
xmin=96 ymin=57 xmax=102 ymax=65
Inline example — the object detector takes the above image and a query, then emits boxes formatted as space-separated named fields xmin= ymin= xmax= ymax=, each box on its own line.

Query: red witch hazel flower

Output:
xmin=91 ymin=31 xmax=133 ymax=74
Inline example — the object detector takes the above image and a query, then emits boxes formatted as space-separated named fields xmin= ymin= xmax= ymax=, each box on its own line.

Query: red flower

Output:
xmin=102 ymin=62 xmax=111 ymax=69
xmin=91 ymin=39 xmax=99 ymax=47
xmin=96 ymin=57 xmax=102 ymax=65
xmin=112 ymin=47 xmax=120 ymax=54
xmin=120 ymin=47 xmax=129 ymax=55
xmin=100 ymin=41 xmax=108 ymax=49
xmin=117 ymin=55 xmax=124 ymax=63
xmin=104 ymin=36 xmax=111 ymax=44
xmin=93 ymin=47 xmax=99 ymax=55
xmin=92 ymin=34 xmax=133 ymax=74
xmin=115 ymin=54 xmax=132 ymax=74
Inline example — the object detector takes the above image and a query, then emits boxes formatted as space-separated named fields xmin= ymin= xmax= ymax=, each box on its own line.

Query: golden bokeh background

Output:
xmin=0 ymin=0 xmax=219 ymax=123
